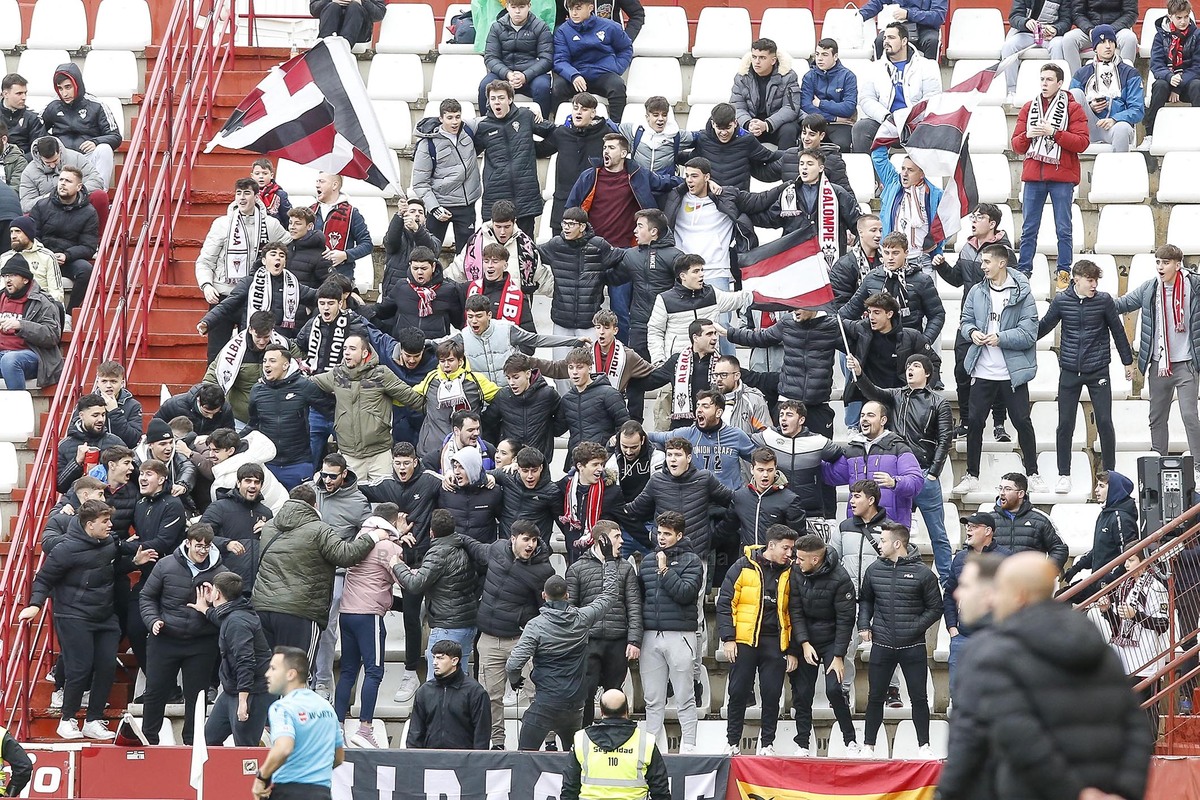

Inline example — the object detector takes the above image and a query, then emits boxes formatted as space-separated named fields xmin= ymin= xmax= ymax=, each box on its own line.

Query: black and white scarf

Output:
xmin=671 ymin=349 xmax=717 ymax=420
xmin=307 ymin=311 xmax=349 ymax=374
xmin=248 ymin=268 xmax=301 ymax=330
xmin=781 ymin=174 xmax=839 ymax=264
xmin=1027 ymin=89 xmax=1070 ymax=166
xmin=213 ymin=328 xmax=288 ymax=392
xmin=225 ymin=207 xmax=268 ymax=282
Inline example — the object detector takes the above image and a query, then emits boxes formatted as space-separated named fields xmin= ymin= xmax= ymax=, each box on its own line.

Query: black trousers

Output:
xmin=580 ymin=637 xmax=629 ymax=727
xmin=57 ymin=615 xmax=121 ymax=722
xmin=756 ymin=122 xmax=799 ymax=150
xmin=864 ymin=645 xmax=929 ymax=747
xmin=316 ymin=1 xmax=367 ymax=43
xmin=1146 ymin=77 xmax=1200 ymax=134
xmin=954 ymin=334 xmax=1007 ymax=428
xmin=517 ymin=700 xmax=582 ymax=750
xmin=260 ymin=611 xmax=321 ymax=663
xmin=205 ymin=688 xmax=272 ymax=746
xmin=725 ymin=636 xmax=786 ymax=747
xmin=205 ymin=301 xmax=236 ymax=363
xmin=269 ymin=784 xmax=333 ymax=800
xmin=426 ymin=205 xmax=476 ymax=255
xmin=552 ymin=72 xmax=628 ymax=122
xmin=1057 ymin=368 xmax=1115 ymax=474
xmin=966 ymin=378 xmax=1037 ymax=476
xmin=791 ymin=642 xmax=855 ymax=748
xmin=64 ymin=259 xmax=93 ymax=312
xmin=142 ymin=634 xmax=220 ymax=745
xmin=396 ymin=586 xmax=423 ymax=672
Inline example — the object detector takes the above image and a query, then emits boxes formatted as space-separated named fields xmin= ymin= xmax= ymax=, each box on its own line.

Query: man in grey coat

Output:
xmin=411 ymin=99 xmax=481 ymax=254
xmin=506 ymin=535 xmax=621 ymax=750
xmin=730 ymin=38 xmax=801 ymax=149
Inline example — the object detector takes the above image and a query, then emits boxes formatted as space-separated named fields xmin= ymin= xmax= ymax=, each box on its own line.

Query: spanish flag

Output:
xmin=727 ymin=757 xmax=941 ymax=800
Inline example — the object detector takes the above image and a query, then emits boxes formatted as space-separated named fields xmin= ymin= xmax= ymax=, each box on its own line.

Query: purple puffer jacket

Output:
xmin=821 ymin=432 xmax=924 ymax=526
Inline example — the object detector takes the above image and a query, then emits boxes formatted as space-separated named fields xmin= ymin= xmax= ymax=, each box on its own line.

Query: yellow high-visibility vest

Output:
xmin=574 ymin=726 xmax=655 ymax=800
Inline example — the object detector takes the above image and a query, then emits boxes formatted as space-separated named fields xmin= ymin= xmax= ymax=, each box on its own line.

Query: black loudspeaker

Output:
xmin=1137 ymin=455 xmax=1195 ymax=538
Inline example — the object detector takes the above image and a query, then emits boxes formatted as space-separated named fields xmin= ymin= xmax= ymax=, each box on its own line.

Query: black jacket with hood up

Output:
xmin=41 ymin=64 xmax=122 ymax=152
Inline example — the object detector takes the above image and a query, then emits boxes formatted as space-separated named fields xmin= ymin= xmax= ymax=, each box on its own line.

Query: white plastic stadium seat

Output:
xmin=375 ymin=3 xmax=436 ymax=54
xmin=965 ymin=106 xmax=1010 ymax=154
xmin=626 ymin=57 xmax=682 ymax=104
xmin=275 ymin=160 xmax=319 ymax=196
xmin=950 ymin=60 xmax=1006 ymax=106
xmin=1127 ymin=253 xmax=1157 ymax=290
xmin=0 ymin=0 xmax=20 ymax=50
xmin=1093 ymin=205 xmax=1155 ymax=255
xmin=634 ymin=6 xmax=689 ymax=58
xmin=83 ymin=51 xmax=140 ymax=100
xmin=1050 ymin=503 xmax=1102 ymax=557
xmin=26 ymin=0 xmax=87 ymax=50
xmin=946 ymin=9 xmax=1004 ymax=60
xmin=1151 ymin=108 xmax=1200 ymax=154
xmin=91 ymin=0 xmax=153 ymax=50
xmin=686 ymin=58 xmax=741 ymax=105
xmin=1167 ymin=205 xmax=1200 ymax=256
xmin=372 ymin=100 xmax=413 ymax=150
xmin=760 ymin=8 xmax=817 ymax=59
xmin=892 ymin=720 xmax=949 ymax=759
xmin=692 ymin=7 xmax=752 ymax=58
xmin=843 ymin=153 xmax=876 ymax=203
xmin=17 ymin=51 xmax=71 ymax=97
xmin=970 ymin=154 xmax=1011 ymax=203
xmin=1034 ymin=202 xmax=1085 ymax=256
xmin=0 ymin=441 xmax=17 ymax=493
xmin=684 ymin=103 xmax=714 ymax=133
xmin=1088 ymin=152 xmax=1149 ymax=204
xmin=1141 ymin=9 xmax=1168 ymax=58
xmin=366 ymin=54 xmax=424 ymax=102
xmin=1015 ymin=60 xmax=1071 ymax=106
xmin=355 ymin=197 xmax=391 ymax=242
xmin=438 ymin=3 xmax=475 ymax=54
xmin=99 ymin=97 xmax=126 ymax=138
xmin=1157 ymin=153 xmax=1200 ymax=202
xmin=0 ymin=391 xmax=34 ymax=442
xmin=427 ymin=55 xmax=487 ymax=103
xmin=821 ymin=9 xmax=876 ymax=60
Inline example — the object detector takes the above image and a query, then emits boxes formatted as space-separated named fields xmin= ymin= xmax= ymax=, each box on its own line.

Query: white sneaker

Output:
xmin=392 ymin=670 xmax=419 ymax=704
xmin=1139 ymin=135 xmax=1153 ymax=151
xmin=56 ymin=719 xmax=83 ymax=740
xmin=1028 ymin=474 xmax=1049 ymax=494
xmin=50 ymin=689 xmax=63 ymax=709
xmin=859 ymin=744 xmax=876 ymax=759
xmin=349 ymin=728 xmax=382 ymax=748
xmin=951 ymin=475 xmax=979 ymax=495
xmin=917 ymin=744 xmax=935 ymax=758
xmin=725 ymin=744 xmax=741 ymax=756
xmin=756 ymin=744 xmax=776 ymax=756
xmin=794 ymin=746 xmax=811 ymax=757
xmin=313 ymin=683 xmax=331 ymax=701
xmin=1055 ymin=475 xmax=1072 ymax=494
xmin=503 ymin=685 xmax=518 ymax=706
xmin=81 ymin=720 xmax=115 ymax=740
xmin=1005 ymin=91 xmax=1016 ymax=107
xmin=845 ymin=741 xmax=861 ymax=757
xmin=679 ymin=743 xmax=697 ymax=754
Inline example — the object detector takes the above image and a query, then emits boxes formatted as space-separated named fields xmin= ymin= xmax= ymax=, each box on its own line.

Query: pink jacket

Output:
xmin=341 ymin=517 xmax=405 ymax=616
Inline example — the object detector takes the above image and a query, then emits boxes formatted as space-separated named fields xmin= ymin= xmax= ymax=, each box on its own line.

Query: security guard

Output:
xmin=561 ymin=689 xmax=670 ymax=800
xmin=0 ymin=726 xmax=32 ymax=797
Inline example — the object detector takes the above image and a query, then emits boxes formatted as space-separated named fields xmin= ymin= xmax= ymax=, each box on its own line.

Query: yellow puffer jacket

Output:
xmin=716 ymin=545 xmax=791 ymax=650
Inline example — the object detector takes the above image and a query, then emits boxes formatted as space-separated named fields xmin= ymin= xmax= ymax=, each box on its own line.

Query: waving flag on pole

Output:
xmin=207 ymin=36 xmax=402 ymax=192
xmin=741 ymin=226 xmax=835 ymax=311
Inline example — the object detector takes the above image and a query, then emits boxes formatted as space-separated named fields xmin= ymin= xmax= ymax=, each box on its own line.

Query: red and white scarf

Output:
xmin=780 ymin=174 xmax=840 ymax=264
xmin=595 ymin=340 xmax=628 ymax=385
xmin=672 ymin=348 xmax=717 ymax=420
xmin=468 ymin=275 xmax=524 ymax=323
xmin=1157 ymin=271 xmax=1188 ymax=376
xmin=1169 ymin=20 xmax=1189 ymax=70
xmin=409 ymin=279 xmax=440 ymax=317
xmin=560 ymin=473 xmax=605 ymax=547
xmin=314 ymin=199 xmax=353 ymax=251
xmin=258 ymin=181 xmax=284 ymax=216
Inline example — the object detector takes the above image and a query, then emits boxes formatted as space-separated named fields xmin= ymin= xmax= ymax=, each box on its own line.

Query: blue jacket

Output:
xmin=1069 ymin=61 xmax=1145 ymax=125
xmin=553 ymin=14 xmax=634 ymax=82
xmin=961 ymin=268 xmax=1039 ymax=387
xmin=943 ymin=542 xmax=1011 ymax=632
xmin=648 ymin=422 xmax=755 ymax=492
xmin=859 ymin=0 xmax=946 ymax=27
xmin=799 ymin=61 xmax=859 ymax=121
xmin=871 ymin=145 xmax=945 ymax=256
xmin=564 ymin=158 xmax=657 ymax=222
xmin=1150 ymin=16 xmax=1200 ymax=84
xmin=312 ymin=201 xmax=372 ymax=262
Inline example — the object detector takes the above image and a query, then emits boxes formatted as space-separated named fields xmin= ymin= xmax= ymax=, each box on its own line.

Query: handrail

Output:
xmin=0 ymin=0 xmax=235 ymax=739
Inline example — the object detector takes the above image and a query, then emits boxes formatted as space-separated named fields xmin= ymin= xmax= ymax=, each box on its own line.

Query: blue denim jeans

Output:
xmin=707 ymin=276 xmax=737 ymax=356
xmin=916 ymin=475 xmax=953 ymax=585
xmin=0 ymin=349 xmax=39 ymax=390
xmin=1018 ymin=179 xmax=1074 ymax=275
xmin=308 ymin=408 xmax=333 ymax=472
xmin=609 ymin=281 xmax=632 ymax=344
xmin=426 ymin=627 xmax=476 ymax=680
xmin=948 ymin=631 xmax=968 ymax=701
xmin=267 ymin=461 xmax=313 ymax=491
xmin=335 ymin=613 xmax=386 ymax=723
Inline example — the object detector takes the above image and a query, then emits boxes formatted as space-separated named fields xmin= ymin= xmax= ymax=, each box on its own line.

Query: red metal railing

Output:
xmin=0 ymin=0 xmax=235 ymax=739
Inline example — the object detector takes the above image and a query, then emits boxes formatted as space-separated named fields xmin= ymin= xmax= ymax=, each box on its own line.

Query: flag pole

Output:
xmin=814 ymin=254 xmax=855 ymax=382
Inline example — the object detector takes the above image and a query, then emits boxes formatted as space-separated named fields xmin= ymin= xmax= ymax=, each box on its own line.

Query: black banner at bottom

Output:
xmin=334 ymin=748 xmax=729 ymax=800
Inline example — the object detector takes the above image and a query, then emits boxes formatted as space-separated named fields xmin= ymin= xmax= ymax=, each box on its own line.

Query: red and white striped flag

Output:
xmin=741 ymin=227 xmax=835 ymax=311
xmin=207 ymin=36 xmax=401 ymax=191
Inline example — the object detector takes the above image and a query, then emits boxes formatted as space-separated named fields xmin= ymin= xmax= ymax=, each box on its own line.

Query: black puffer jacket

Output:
xmin=789 ymin=546 xmax=856 ymax=653
xmin=1066 ymin=472 xmax=1139 ymax=582
xmin=829 ymin=247 xmax=879 ymax=308
xmin=29 ymin=187 xmax=98 ymax=263
xmin=475 ymin=105 xmax=544 ymax=219
xmin=624 ymin=465 xmax=732 ymax=557
xmin=722 ymin=478 xmax=807 ymax=547
xmin=55 ymin=419 xmax=124 ymax=494
xmin=462 ymin=536 xmax=555 ymax=638
xmin=104 ymin=480 xmax=141 ymax=540
xmin=616 ymin=232 xmax=682 ymax=355
xmin=484 ymin=12 xmax=554 ymax=80
xmin=247 ymin=368 xmax=335 ymax=465
xmin=638 ymin=541 xmax=703 ymax=632
xmin=154 ymin=384 xmax=235 ymax=436
xmin=438 ymin=478 xmax=503 ymax=544
xmin=286 ymin=230 xmax=329 ymax=290
xmin=139 ymin=544 xmax=227 ymax=639
xmin=541 ymin=117 xmax=619 ymax=227
xmin=131 ymin=490 xmax=188 ymax=573
xmin=29 ymin=520 xmax=138 ymax=622
xmin=496 ymin=469 xmax=564 ymax=540
xmin=539 ymin=228 xmax=623 ymax=329
xmin=750 ymin=427 xmax=841 ymax=516
xmin=407 ymin=666 xmax=492 ymax=750
xmin=375 ymin=263 xmax=463 ymax=340
xmin=483 ymin=375 xmax=561 ymax=464
xmin=1 ymin=102 xmax=43 ymax=157
xmin=381 ymin=216 xmax=439 ymax=299
xmin=728 ymin=313 xmax=841 ymax=405
xmin=1037 ymin=284 xmax=1134 ymax=374
xmin=841 ymin=264 xmax=946 ymax=343
xmin=992 ymin=498 xmax=1070 ymax=569
xmin=208 ymin=595 xmax=271 ymax=695
xmin=679 ymin=120 xmax=782 ymax=192
xmin=853 ymin=372 xmax=953 ymax=476
xmin=963 ymin=602 xmax=1152 ymax=800
xmin=769 ymin=143 xmax=852 ymax=194
xmin=361 ymin=465 xmax=443 ymax=560
xmin=856 ymin=547 xmax=942 ymax=648
xmin=566 ymin=551 xmax=644 ymax=644
xmin=1069 ymin=0 xmax=1137 ymax=32
xmin=41 ymin=64 xmax=122 ymax=152
xmin=391 ymin=533 xmax=479 ymax=629
xmin=555 ymin=375 xmax=630 ymax=456
xmin=200 ymin=487 xmax=273 ymax=589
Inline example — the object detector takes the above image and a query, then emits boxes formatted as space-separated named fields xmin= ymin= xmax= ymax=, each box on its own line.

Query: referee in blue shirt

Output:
xmin=254 ymin=647 xmax=345 ymax=800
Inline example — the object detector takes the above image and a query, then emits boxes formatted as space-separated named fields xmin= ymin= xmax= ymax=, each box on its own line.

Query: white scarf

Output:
xmin=248 ymin=268 xmax=301 ymax=331
xmin=213 ymin=328 xmax=288 ymax=392
xmin=436 ymin=374 xmax=470 ymax=411
xmin=1026 ymin=89 xmax=1070 ymax=166
xmin=781 ymin=174 xmax=840 ymax=265
xmin=896 ymin=186 xmax=929 ymax=254
xmin=225 ymin=206 xmax=268 ymax=282
xmin=672 ymin=349 xmax=716 ymax=420
xmin=307 ymin=311 xmax=349 ymax=374
xmin=1084 ymin=59 xmax=1122 ymax=104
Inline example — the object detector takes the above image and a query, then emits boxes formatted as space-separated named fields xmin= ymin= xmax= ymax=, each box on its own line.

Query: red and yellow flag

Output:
xmin=727 ymin=756 xmax=940 ymax=800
